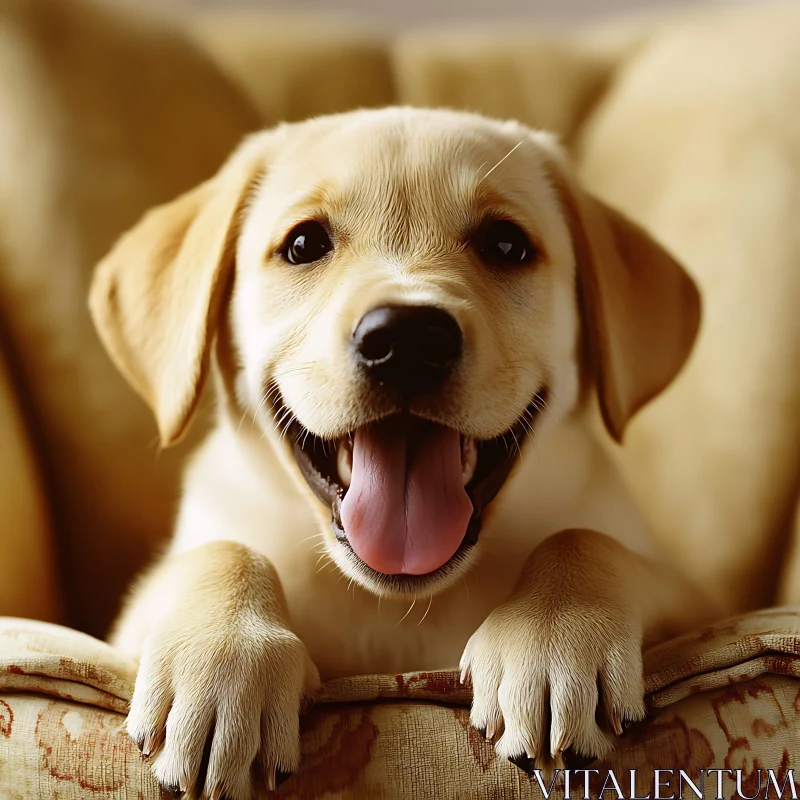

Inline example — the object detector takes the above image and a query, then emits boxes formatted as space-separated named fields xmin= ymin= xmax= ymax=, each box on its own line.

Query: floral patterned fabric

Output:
xmin=0 ymin=610 xmax=798 ymax=798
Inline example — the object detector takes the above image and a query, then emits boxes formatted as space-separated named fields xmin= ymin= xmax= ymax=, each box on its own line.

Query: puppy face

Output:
xmin=231 ymin=111 xmax=579 ymax=594
xmin=90 ymin=108 xmax=700 ymax=599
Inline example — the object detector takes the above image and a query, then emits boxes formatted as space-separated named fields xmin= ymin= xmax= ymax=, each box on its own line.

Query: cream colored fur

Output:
xmin=91 ymin=108 xmax=718 ymax=799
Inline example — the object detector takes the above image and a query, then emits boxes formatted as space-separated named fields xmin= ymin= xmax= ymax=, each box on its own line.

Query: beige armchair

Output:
xmin=0 ymin=1 xmax=797 ymax=796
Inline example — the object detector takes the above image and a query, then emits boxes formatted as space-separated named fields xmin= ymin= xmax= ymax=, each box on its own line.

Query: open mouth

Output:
xmin=272 ymin=389 xmax=547 ymax=588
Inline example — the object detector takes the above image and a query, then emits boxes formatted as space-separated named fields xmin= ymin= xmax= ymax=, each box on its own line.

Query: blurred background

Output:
xmin=105 ymin=0 xmax=749 ymax=25
xmin=0 ymin=0 xmax=798 ymax=643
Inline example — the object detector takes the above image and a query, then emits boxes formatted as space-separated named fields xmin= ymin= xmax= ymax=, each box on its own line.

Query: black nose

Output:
xmin=352 ymin=305 xmax=463 ymax=395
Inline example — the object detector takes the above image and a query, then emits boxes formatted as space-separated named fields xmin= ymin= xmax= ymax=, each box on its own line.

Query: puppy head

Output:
xmin=91 ymin=108 xmax=699 ymax=598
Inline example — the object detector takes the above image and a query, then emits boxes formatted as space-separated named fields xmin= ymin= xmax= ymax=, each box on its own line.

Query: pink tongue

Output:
xmin=340 ymin=418 xmax=473 ymax=575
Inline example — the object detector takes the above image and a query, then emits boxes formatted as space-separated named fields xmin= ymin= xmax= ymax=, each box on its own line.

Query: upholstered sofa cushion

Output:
xmin=0 ymin=343 xmax=58 ymax=622
xmin=1 ymin=610 xmax=798 ymax=798
xmin=187 ymin=11 xmax=395 ymax=125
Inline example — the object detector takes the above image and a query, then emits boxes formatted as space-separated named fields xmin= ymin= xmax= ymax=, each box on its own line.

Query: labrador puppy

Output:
xmin=90 ymin=107 xmax=715 ymax=799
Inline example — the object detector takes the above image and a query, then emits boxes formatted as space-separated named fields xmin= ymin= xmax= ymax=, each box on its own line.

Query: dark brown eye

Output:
xmin=477 ymin=219 xmax=535 ymax=266
xmin=283 ymin=221 xmax=332 ymax=265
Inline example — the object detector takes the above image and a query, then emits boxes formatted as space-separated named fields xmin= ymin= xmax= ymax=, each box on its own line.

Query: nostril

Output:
xmin=354 ymin=321 xmax=395 ymax=366
xmin=417 ymin=320 xmax=461 ymax=369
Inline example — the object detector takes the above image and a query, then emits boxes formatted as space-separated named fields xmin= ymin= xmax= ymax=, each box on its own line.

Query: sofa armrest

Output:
xmin=1 ymin=610 xmax=798 ymax=798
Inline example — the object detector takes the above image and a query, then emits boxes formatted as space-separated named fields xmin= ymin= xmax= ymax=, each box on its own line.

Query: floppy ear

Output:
xmin=89 ymin=147 xmax=264 ymax=447
xmin=548 ymin=161 xmax=701 ymax=442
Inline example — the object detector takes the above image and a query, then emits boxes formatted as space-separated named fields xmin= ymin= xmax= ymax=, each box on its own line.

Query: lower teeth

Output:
xmin=461 ymin=438 xmax=477 ymax=486
xmin=337 ymin=440 xmax=353 ymax=488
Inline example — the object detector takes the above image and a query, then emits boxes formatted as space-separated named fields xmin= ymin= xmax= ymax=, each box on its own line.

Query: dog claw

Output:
xmin=508 ymin=753 xmax=535 ymax=775
xmin=137 ymin=730 xmax=164 ymax=758
xmin=276 ymin=770 xmax=292 ymax=788
xmin=266 ymin=767 xmax=292 ymax=792
xmin=621 ymin=714 xmax=639 ymax=734
xmin=563 ymin=746 xmax=596 ymax=770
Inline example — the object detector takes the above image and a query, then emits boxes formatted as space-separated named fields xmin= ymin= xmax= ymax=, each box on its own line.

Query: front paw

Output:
xmin=460 ymin=596 xmax=646 ymax=774
xmin=127 ymin=618 xmax=320 ymax=799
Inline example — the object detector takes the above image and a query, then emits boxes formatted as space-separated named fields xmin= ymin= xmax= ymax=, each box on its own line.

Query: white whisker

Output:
xmin=509 ymin=427 xmax=522 ymax=456
xmin=396 ymin=597 xmax=417 ymax=626
xmin=479 ymin=140 xmax=524 ymax=184
xmin=296 ymin=532 xmax=326 ymax=549
xmin=418 ymin=595 xmax=434 ymax=626
xmin=250 ymin=392 xmax=271 ymax=428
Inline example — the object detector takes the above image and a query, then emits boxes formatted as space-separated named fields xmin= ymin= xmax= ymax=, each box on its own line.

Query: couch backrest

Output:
xmin=0 ymin=0 xmax=259 ymax=636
